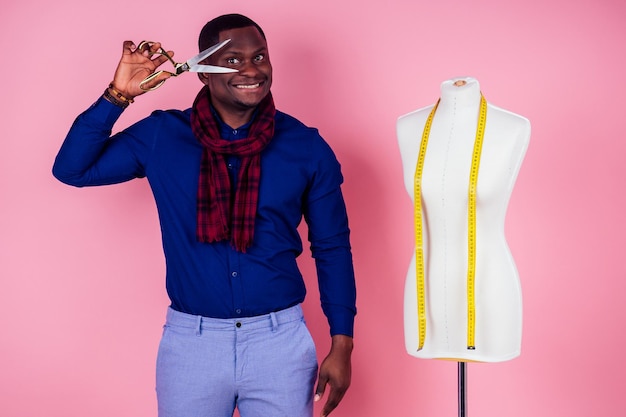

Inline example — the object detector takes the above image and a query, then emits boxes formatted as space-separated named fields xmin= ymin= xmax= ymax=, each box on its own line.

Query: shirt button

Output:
xmin=231 ymin=271 xmax=238 ymax=278
xmin=236 ymin=321 xmax=242 ymax=328
xmin=235 ymin=309 xmax=242 ymax=314
xmin=232 ymin=129 xmax=238 ymax=135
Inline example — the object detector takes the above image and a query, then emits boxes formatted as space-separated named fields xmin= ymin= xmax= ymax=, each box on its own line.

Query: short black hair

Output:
xmin=198 ymin=14 xmax=266 ymax=52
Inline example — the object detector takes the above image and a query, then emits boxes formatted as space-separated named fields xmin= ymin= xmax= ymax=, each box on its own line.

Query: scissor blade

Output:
xmin=186 ymin=38 xmax=232 ymax=67
xmin=189 ymin=65 xmax=238 ymax=74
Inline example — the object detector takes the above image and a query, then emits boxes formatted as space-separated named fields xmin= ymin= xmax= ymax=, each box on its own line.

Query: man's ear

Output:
xmin=198 ymin=73 xmax=210 ymax=85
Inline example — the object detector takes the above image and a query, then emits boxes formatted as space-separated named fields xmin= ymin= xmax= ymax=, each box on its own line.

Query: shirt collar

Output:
xmin=210 ymin=105 xmax=257 ymax=140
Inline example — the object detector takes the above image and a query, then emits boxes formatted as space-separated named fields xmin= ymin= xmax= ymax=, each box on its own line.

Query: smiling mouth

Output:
xmin=234 ymin=82 xmax=261 ymax=89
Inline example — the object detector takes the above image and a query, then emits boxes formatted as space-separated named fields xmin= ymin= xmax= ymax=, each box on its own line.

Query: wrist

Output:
xmin=331 ymin=334 xmax=354 ymax=353
xmin=103 ymin=84 xmax=134 ymax=108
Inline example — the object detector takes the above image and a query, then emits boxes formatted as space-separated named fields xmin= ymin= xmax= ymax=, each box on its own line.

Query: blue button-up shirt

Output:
xmin=53 ymin=97 xmax=356 ymax=336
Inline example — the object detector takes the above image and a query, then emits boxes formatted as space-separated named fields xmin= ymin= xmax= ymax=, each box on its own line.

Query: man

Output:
xmin=53 ymin=13 xmax=356 ymax=417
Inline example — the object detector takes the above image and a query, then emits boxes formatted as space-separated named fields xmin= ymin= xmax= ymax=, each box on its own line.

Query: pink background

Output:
xmin=2 ymin=0 xmax=625 ymax=416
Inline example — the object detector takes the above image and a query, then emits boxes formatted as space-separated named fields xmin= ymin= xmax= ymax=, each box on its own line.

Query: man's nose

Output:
xmin=238 ymin=60 xmax=260 ymax=76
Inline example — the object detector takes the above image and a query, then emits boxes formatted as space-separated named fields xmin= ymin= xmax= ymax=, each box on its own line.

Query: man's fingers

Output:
xmin=320 ymin=384 xmax=348 ymax=417
xmin=122 ymin=40 xmax=136 ymax=54
xmin=314 ymin=375 xmax=328 ymax=402
xmin=152 ymin=50 xmax=175 ymax=68
xmin=136 ymin=41 xmax=161 ymax=56
xmin=316 ymin=375 xmax=349 ymax=417
xmin=321 ymin=393 xmax=340 ymax=417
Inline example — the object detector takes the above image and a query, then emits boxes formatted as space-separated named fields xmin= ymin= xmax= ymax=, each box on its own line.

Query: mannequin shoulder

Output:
xmin=397 ymin=104 xmax=435 ymax=131
xmin=486 ymin=104 xmax=531 ymax=142
xmin=396 ymin=104 xmax=436 ymax=148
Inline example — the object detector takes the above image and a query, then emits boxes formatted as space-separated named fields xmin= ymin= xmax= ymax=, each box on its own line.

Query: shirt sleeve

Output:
xmin=52 ymin=96 xmax=151 ymax=186
xmin=303 ymin=137 xmax=357 ymax=337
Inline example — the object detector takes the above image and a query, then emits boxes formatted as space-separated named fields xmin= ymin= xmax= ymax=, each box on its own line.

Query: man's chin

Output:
xmin=234 ymin=90 xmax=270 ymax=108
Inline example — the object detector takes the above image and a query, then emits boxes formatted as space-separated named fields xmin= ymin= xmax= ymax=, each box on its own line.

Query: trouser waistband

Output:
xmin=165 ymin=304 xmax=304 ymax=334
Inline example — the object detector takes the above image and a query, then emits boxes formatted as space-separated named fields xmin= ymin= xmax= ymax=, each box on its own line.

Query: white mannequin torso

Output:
xmin=397 ymin=77 xmax=530 ymax=362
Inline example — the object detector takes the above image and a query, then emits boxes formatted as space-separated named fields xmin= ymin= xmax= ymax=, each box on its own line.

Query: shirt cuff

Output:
xmin=326 ymin=304 xmax=356 ymax=337
xmin=85 ymin=95 xmax=125 ymax=128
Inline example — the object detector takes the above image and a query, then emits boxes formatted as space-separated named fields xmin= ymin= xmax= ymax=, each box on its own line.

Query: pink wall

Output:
xmin=2 ymin=0 xmax=625 ymax=416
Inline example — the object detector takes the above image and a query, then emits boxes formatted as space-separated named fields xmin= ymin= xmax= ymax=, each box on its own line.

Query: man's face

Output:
xmin=200 ymin=26 xmax=272 ymax=119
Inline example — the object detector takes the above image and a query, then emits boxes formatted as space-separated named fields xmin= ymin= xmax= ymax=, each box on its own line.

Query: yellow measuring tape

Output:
xmin=413 ymin=94 xmax=487 ymax=351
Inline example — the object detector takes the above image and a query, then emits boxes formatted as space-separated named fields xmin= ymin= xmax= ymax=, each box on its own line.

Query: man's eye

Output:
xmin=226 ymin=58 xmax=240 ymax=65
xmin=254 ymin=54 xmax=265 ymax=62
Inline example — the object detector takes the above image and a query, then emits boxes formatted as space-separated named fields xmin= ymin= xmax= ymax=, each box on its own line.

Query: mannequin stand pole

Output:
xmin=458 ymin=362 xmax=467 ymax=417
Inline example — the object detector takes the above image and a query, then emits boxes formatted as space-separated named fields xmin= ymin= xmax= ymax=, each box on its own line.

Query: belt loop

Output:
xmin=270 ymin=311 xmax=278 ymax=332
xmin=196 ymin=315 xmax=202 ymax=336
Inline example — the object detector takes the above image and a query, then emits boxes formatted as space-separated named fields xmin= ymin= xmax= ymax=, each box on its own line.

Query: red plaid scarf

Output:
xmin=190 ymin=86 xmax=275 ymax=252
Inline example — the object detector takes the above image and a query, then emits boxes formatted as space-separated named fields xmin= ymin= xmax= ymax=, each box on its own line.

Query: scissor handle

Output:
xmin=139 ymin=70 xmax=169 ymax=91
xmin=137 ymin=41 xmax=178 ymax=91
xmin=137 ymin=41 xmax=177 ymax=63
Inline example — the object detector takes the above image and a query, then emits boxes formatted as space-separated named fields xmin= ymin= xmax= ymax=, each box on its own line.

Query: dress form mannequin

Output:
xmin=397 ymin=77 xmax=530 ymax=362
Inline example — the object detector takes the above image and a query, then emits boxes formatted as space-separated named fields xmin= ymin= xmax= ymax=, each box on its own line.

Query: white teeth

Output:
xmin=235 ymin=83 xmax=260 ymax=89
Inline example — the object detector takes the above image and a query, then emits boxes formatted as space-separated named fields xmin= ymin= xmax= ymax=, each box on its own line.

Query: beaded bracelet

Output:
xmin=108 ymin=84 xmax=134 ymax=103
xmin=103 ymin=84 xmax=134 ymax=109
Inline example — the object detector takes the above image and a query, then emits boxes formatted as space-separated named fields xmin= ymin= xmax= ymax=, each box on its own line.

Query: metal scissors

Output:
xmin=138 ymin=38 xmax=238 ymax=91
